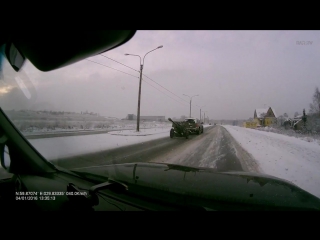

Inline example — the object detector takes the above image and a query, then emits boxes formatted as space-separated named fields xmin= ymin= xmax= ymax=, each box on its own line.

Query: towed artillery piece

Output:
xmin=168 ymin=118 xmax=189 ymax=139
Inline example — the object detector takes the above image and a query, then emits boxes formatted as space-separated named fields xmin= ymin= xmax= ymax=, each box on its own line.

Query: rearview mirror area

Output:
xmin=5 ymin=42 xmax=26 ymax=72
xmin=8 ymin=30 xmax=136 ymax=72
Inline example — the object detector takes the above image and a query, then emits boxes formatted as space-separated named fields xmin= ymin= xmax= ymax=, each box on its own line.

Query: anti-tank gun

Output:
xmin=168 ymin=118 xmax=189 ymax=139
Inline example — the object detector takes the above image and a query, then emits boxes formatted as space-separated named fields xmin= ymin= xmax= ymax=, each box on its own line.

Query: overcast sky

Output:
xmin=1 ymin=30 xmax=320 ymax=120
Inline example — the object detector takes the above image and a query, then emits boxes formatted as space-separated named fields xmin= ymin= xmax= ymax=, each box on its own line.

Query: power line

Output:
xmin=100 ymin=54 xmax=139 ymax=73
xmin=141 ymin=78 xmax=189 ymax=107
xmin=86 ymin=57 xmax=195 ymax=108
xmin=86 ymin=59 xmax=139 ymax=78
xmin=98 ymin=55 xmax=189 ymax=104
xmin=142 ymin=74 xmax=189 ymax=104
xmin=143 ymin=74 xmax=200 ymax=109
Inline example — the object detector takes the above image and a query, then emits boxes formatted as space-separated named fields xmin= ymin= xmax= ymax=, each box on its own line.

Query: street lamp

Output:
xmin=183 ymin=94 xmax=199 ymax=117
xmin=203 ymin=111 xmax=207 ymax=124
xmin=125 ymin=45 xmax=163 ymax=132
xmin=198 ymin=105 xmax=206 ymax=123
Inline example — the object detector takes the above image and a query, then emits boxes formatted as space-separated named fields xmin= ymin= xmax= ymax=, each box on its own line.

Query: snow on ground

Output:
xmin=222 ymin=125 xmax=320 ymax=198
xmin=4 ymin=123 xmax=320 ymax=198
xmin=22 ymin=122 xmax=172 ymax=136
xmin=29 ymin=127 xmax=172 ymax=160
xmin=29 ymin=125 xmax=212 ymax=160
xmin=255 ymin=126 xmax=320 ymax=145
xmin=109 ymin=127 xmax=170 ymax=136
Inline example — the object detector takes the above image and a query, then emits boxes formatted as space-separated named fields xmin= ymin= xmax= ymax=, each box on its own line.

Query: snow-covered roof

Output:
xmin=293 ymin=119 xmax=302 ymax=126
xmin=255 ymin=107 xmax=277 ymax=118
xmin=255 ymin=108 xmax=268 ymax=118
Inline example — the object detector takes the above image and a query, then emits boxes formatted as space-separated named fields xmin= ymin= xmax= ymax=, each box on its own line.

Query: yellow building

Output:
xmin=254 ymin=107 xmax=277 ymax=127
xmin=243 ymin=121 xmax=257 ymax=128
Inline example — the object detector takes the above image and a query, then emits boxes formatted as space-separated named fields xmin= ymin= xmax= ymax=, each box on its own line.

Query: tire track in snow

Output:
xmin=221 ymin=126 xmax=262 ymax=173
xmin=150 ymin=126 xmax=245 ymax=172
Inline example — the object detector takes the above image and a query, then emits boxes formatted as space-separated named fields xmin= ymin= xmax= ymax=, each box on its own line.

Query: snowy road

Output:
xmin=48 ymin=125 xmax=248 ymax=173
xmin=150 ymin=125 xmax=255 ymax=172
xmin=1 ymin=123 xmax=320 ymax=199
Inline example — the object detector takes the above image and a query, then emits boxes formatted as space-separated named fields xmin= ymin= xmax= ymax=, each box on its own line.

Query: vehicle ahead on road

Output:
xmin=185 ymin=118 xmax=203 ymax=135
xmin=168 ymin=118 xmax=189 ymax=139
xmin=1 ymin=31 xmax=320 ymax=211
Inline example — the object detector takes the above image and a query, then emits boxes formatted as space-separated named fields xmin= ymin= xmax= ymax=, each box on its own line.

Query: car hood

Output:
xmin=72 ymin=162 xmax=320 ymax=210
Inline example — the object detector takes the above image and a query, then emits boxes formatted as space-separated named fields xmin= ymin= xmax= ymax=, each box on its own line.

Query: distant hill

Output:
xmin=4 ymin=110 xmax=107 ymax=121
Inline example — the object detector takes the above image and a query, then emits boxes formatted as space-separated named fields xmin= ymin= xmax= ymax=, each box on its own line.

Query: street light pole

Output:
xmin=198 ymin=105 xmax=206 ymax=122
xmin=125 ymin=45 xmax=163 ymax=132
xmin=183 ymin=94 xmax=199 ymax=117
xmin=203 ymin=111 xmax=207 ymax=124
xmin=137 ymin=63 xmax=143 ymax=132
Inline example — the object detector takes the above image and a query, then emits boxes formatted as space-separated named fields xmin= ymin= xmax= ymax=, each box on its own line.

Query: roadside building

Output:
xmin=254 ymin=107 xmax=277 ymax=127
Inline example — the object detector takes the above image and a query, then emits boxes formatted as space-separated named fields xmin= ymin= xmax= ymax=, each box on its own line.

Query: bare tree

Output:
xmin=307 ymin=87 xmax=320 ymax=133
xmin=309 ymin=87 xmax=320 ymax=116
xmin=278 ymin=115 xmax=284 ymax=126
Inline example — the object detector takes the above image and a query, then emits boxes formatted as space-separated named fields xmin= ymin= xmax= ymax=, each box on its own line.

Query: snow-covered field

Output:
xmin=28 ymin=127 xmax=173 ymax=160
xmin=21 ymin=121 xmax=172 ymax=136
xmin=223 ymin=125 xmax=320 ymax=198
xmin=255 ymin=126 xmax=320 ymax=145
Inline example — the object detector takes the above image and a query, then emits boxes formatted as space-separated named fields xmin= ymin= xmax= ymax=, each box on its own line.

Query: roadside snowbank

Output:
xmin=256 ymin=126 xmax=320 ymax=145
xmin=223 ymin=125 xmax=320 ymax=198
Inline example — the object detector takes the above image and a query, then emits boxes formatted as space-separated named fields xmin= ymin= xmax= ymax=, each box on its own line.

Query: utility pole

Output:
xmin=183 ymin=94 xmax=199 ymax=118
xmin=203 ymin=111 xmax=207 ymax=124
xmin=125 ymin=45 xmax=163 ymax=131
xmin=136 ymin=64 xmax=143 ymax=132
xmin=199 ymin=105 xmax=206 ymax=123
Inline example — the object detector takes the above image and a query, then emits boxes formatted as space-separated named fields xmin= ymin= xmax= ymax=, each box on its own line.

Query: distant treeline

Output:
xmin=5 ymin=109 xmax=99 ymax=115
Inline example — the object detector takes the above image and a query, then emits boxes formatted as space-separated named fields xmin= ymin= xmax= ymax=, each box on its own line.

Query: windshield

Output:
xmin=186 ymin=119 xmax=196 ymax=123
xmin=1 ymin=30 xmax=320 ymax=200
